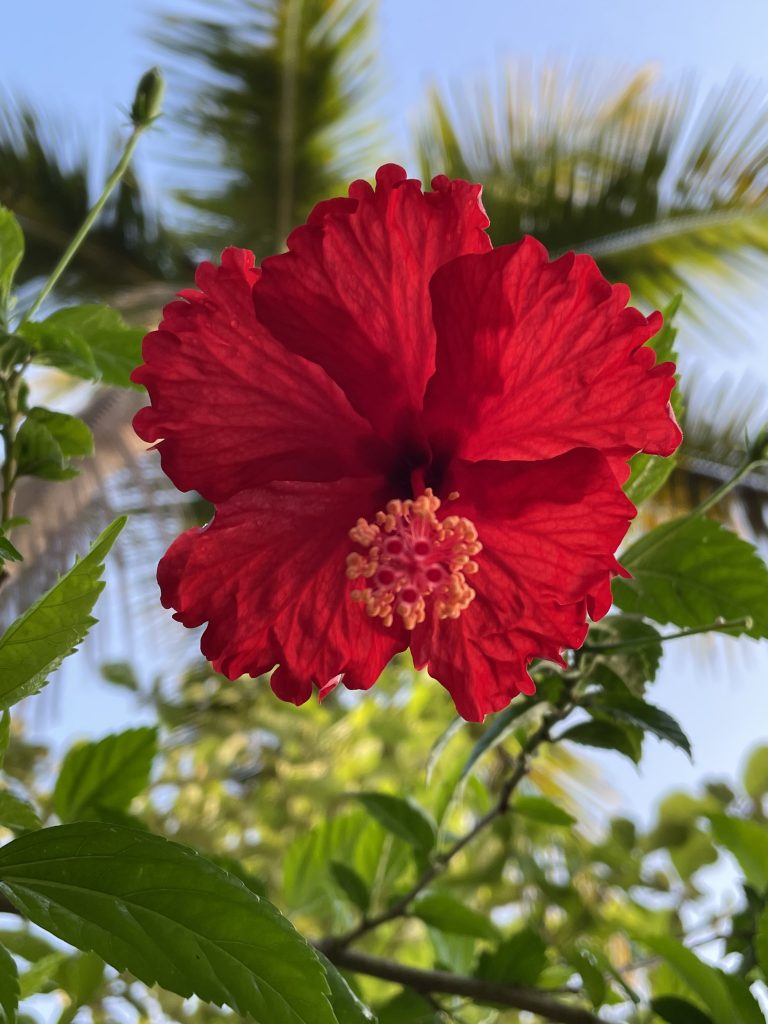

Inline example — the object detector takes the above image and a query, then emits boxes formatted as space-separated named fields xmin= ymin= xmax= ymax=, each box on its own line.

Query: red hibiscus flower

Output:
xmin=132 ymin=164 xmax=681 ymax=722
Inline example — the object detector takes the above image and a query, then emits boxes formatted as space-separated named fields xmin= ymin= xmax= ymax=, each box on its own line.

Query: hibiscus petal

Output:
xmin=132 ymin=248 xmax=393 ymax=502
xmin=157 ymin=477 xmax=408 ymax=703
xmin=418 ymin=451 xmax=636 ymax=720
xmin=424 ymin=237 xmax=682 ymax=466
xmin=254 ymin=165 xmax=492 ymax=449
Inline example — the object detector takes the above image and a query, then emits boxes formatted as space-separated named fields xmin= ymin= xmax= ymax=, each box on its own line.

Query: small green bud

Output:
xmin=131 ymin=67 xmax=165 ymax=127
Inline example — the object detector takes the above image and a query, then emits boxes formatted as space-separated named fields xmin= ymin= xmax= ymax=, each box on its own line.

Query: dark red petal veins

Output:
xmin=132 ymin=247 xmax=394 ymax=502
xmin=254 ymin=165 xmax=492 ymax=449
xmin=157 ymin=477 xmax=408 ymax=704
xmin=415 ymin=451 xmax=636 ymax=720
xmin=424 ymin=237 xmax=682 ymax=465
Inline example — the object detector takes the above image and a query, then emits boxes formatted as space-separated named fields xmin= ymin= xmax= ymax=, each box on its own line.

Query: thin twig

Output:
xmin=320 ymin=946 xmax=606 ymax=1024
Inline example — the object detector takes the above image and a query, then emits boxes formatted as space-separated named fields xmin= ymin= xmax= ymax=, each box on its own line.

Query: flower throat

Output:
xmin=346 ymin=489 xmax=482 ymax=629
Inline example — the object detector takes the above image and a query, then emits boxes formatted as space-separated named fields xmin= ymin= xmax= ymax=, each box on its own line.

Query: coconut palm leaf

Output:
xmin=416 ymin=66 xmax=768 ymax=320
xmin=0 ymin=97 xmax=188 ymax=295
xmin=151 ymin=0 xmax=380 ymax=255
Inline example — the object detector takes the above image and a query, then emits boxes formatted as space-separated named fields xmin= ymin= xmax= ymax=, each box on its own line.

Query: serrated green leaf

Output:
xmin=0 ymin=518 xmax=126 ymax=711
xmin=0 ymin=823 xmax=336 ymax=1024
xmin=0 ymin=943 xmax=18 ymax=1024
xmin=0 ymin=792 xmax=40 ymax=833
xmin=354 ymin=793 xmax=436 ymax=852
xmin=53 ymin=727 xmax=157 ymax=823
xmin=639 ymin=935 xmax=761 ymax=1024
xmin=512 ymin=795 xmax=576 ymax=826
xmin=16 ymin=409 xmax=93 ymax=480
xmin=651 ymin=996 xmax=714 ymax=1024
xmin=330 ymin=861 xmax=370 ymax=914
xmin=316 ymin=953 xmax=377 ymax=1024
xmin=0 ymin=207 xmax=23 ymax=304
xmin=21 ymin=306 xmax=143 ymax=388
xmin=708 ymin=814 xmax=768 ymax=892
xmin=413 ymin=893 xmax=498 ymax=940
xmin=615 ymin=517 xmax=768 ymax=638
xmin=586 ymin=693 xmax=691 ymax=757
xmin=559 ymin=720 xmax=643 ymax=763
xmin=476 ymin=927 xmax=547 ymax=986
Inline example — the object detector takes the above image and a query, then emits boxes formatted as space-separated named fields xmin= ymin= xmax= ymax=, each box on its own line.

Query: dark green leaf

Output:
xmin=316 ymin=953 xmax=377 ymax=1024
xmin=53 ymin=727 xmax=157 ymax=823
xmin=0 ymin=823 xmax=335 ymax=1024
xmin=354 ymin=793 xmax=436 ymax=852
xmin=376 ymin=989 xmax=439 ymax=1024
xmin=22 ymin=306 xmax=143 ymax=388
xmin=0 ymin=942 xmax=18 ymax=1024
xmin=475 ymin=927 xmax=547 ymax=986
xmin=615 ymin=517 xmax=768 ymax=638
xmin=16 ymin=409 xmax=93 ymax=480
xmin=586 ymin=693 xmax=691 ymax=757
xmin=0 ymin=539 xmax=22 ymax=565
xmin=708 ymin=814 xmax=768 ymax=892
xmin=413 ymin=893 xmax=497 ymax=940
xmin=0 ymin=207 xmax=23 ymax=303
xmin=512 ymin=796 xmax=576 ymax=826
xmin=461 ymin=698 xmax=533 ymax=781
xmin=559 ymin=720 xmax=643 ymax=763
xmin=588 ymin=616 xmax=664 ymax=694
xmin=0 ymin=518 xmax=125 ymax=710
xmin=330 ymin=861 xmax=370 ymax=914
xmin=755 ymin=906 xmax=768 ymax=976
xmin=651 ymin=996 xmax=714 ymax=1024
xmin=0 ymin=792 xmax=40 ymax=833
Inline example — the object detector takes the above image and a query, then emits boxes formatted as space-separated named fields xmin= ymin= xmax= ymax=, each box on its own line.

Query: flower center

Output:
xmin=345 ymin=488 xmax=482 ymax=630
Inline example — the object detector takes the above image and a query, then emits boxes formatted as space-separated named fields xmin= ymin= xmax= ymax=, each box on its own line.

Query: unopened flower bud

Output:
xmin=131 ymin=68 xmax=165 ymax=128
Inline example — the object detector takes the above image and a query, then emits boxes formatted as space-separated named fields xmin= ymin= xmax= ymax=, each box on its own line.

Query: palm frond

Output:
xmin=151 ymin=0 xmax=381 ymax=255
xmin=416 ymin=65 xmax=768 ymax=318
xmin=0 ymin=96 xmax=189 ymax=295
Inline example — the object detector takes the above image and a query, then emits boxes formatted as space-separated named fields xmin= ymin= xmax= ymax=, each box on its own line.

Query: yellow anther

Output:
xmin=346 ymin=488 xmax=482 ymax=630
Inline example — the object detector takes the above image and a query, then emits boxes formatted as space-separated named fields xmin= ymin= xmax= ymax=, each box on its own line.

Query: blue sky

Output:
xmin=2 ymin=0 xmax=768 ymax=827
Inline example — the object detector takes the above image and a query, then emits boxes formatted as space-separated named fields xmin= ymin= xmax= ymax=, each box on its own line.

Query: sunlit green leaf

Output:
xmin=0 ymin=942 xmax=18 ymax=1024
xmin=615 ymin=517 xmax=768 ymax=638
xmin=708 ymin=814 xmax=768 ymax=892
xmin=0 ymin=823 xmax=336 ymax=1024
xmin=0 ymin=791 xmax=41 ymax=833
xmin=413 ymin=893 xmax=497 ymax=940
xmin=742 ymin=745 xmax=768 ymax=801
xmin=53 ymin=727 xmax=157 ymax=823
xmin=354 ymin=793 xmax=436 ymax=853
xmin=21 ymin=306 xmax=143 ymax=388
xmin=0 ymin=518 xmax=125 ymax=710
xmin=16 ymin=408 xmax=93 ymax=480
xmin=512 ymin=796 xmax=576 ymax=826
xmin=0 ymin=207 xmax=23 ymax=304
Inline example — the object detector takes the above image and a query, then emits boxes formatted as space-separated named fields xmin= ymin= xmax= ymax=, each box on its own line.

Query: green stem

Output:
xmin=585 ymin=616 xmax=752 ymax=652
xmin=19 ymin=125 xmax=146 ymax=326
